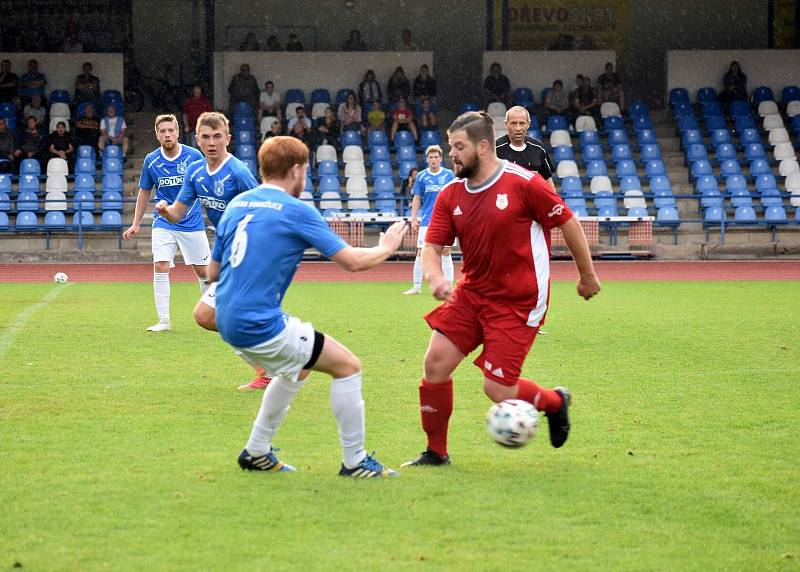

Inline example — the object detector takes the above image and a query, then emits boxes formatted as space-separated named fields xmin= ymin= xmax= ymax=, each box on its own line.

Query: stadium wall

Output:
xmin=0 ymin=53 xmax=124 ymax=95
xmin=481 ymin=51 xmax=616 ymax=99
xmin=213 ymin=52 xmax=434 ymax=109
xmin=667 ymin=50 xmax=800 ymax=98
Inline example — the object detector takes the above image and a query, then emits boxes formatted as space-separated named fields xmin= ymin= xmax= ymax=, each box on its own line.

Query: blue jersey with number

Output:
xmin=212 ymin=184 xmax=348 ymax=348
xmin=176 ymin=154 xmax=259 ymax=228
xmin=413 ymin=167 xmax=455 ymax=226
xmin=139 ymin=144 xmax=205 ymax=232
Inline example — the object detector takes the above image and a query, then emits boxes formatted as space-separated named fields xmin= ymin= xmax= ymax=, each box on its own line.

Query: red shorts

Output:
xmin=424 ymin=287 xmax=539 ymax=386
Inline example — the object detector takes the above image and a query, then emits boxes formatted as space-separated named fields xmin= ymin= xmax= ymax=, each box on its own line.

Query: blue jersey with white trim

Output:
xmin=212 ymin=185 xmax=348 ymax=348
xmin=139 ymin=144 xmax=205 ymax=231
xmin=413 ymin=167 xmax=455 ymax=226
xmin=176 ymin=154 xmax=259 ymax=228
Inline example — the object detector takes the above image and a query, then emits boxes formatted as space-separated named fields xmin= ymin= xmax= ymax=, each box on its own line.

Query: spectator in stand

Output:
xmin=544 ymin=80 xmax=569 ymax=119
xmin=597 ymin=62 xmax=625 ymax=111
xmin=261 ymin=118 xmax=282 ymax=141
xmin=400 ymin=166 xmax=418 ymax=197
xmin=571 ymin=76 xmax=599 ymax=122
xmin=367 ymin=100 xmax=385 ymax=134
xmin=720 ymin=60 xmax=748 ymax=106
xmin=15 ymin=116 xmax=46 ymax=170
xmin=98 ymin=103 xmax=129 ymax=156
xmin=182 ymin=84 xmax=213 ymax=145
xmin=390 ymin=96 xmax=418 ymax=142
xmin=63 ymin=32 xmax=83 ymax=53
xmin=287 ymin=105 xmax=312 ymax=131
xmin=20 ymin=59 xmax=47 ymax=106
xmin=412 ymin=64 xmax=437 ymax=103
xmin=240 ymin=32 xmax=260 ymax=51
xmin=289 ymin=118 xmax=312 ymax=148
xmin=398 ymin=29 xmax=418 ymax=51
xmin=0 ymin=60 xmax=19 ymax=103
xmin=338 ymin=92 xmax=364 ymax=135
xmin=358 ymin=70 xmax=382 ymax=108
xmin=47 ymin=120 xmax=74 ymax=168
xmin=286 ymin=33 xmax=303 ymax=52
xmin=75 ymin=103 xmax=100 ymax=151
xmin=417 ymin=97 xmax=437 ymax=130
xmin=74 ymin=62 xmax=101 ymax=106
xmin=342 ymin=30 xmax=367 ymax=51
xmin=0 ymin=117 xmax=15 ymax=173
xmin=571 ymin=73 xmax=584 ymax=95
xmin=315 ymin=107 xmax=340 ymax=148
xmin=258 ymin=80 xmax=282 ymax=124
xmin=387 ymin=66 xmax=411 ymax=104
xmin=227 ymin=63 xmax=260 ymax=118
xmin=483 ymin=62 xmax=510 ymax=106
xmin=266 ymin=35 xmax=282 ymax=51
xmin=23 ymin=95 xmax=46 ymax=128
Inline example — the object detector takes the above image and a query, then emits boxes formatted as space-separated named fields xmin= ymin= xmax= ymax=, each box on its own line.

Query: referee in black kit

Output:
xmin=496 ymin=105 xmax=557 ymax=334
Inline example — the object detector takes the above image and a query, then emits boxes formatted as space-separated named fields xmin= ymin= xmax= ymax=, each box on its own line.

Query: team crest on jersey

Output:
xmin=177 ymin=160 xmax=188 ymax=174
xmin=547 ymin=204 xmax=565 ymax=217
xmin=496 ymin=194 xmax=508 ymax=210
xmin=213 ymin=179 xmax=225 ymax=197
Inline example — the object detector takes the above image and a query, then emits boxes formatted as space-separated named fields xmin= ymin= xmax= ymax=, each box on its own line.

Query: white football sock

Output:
xmin=442 ymin=255 xmax=454 ymax=284
xmin=153 ymin=272 xmax=170 ymax=322
xmin=245 ymin=376 xmax=304 ymax=456
xmin=412 ymin=255 xmax=423 ymax=289
xmin=330 ymin=371 xmax=367 ymax=468
xmin=198 ymin=278 xmax=210 ymax=295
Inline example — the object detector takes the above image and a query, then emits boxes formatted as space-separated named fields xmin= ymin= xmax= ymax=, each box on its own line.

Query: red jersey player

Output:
xmin=402 ymin=111 xmax=601 ymax=467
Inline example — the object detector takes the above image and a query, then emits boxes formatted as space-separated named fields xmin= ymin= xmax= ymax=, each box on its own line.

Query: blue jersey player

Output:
xmin=123 ymin=114 xmax=208 ymax=332
xmin=404 ymin=145 xmax=456 ymax=295
xmin=207 ymin=136 xmax=408 ymax=477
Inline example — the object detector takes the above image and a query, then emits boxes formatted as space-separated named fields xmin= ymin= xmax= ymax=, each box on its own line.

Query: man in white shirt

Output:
xmin=98 ymin=103 xmax=129 ymax=156
xmin=258 ymin=80 xmax=282 ymax=124
xmin=286 ymin=106 xmax=312 ymax=131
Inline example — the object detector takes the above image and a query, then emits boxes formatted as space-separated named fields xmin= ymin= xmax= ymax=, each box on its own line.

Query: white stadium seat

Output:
xmin=47 ymin=158 xmax=69 ymax=177
xmin=315 ymin=144 xmax=337 ymax=164
xmin=260 ymin=116 xmax=278 ymax=135
xmin=556 ymin=160 xmax=579 ymax=179
xmin=45 ymin=174 xmax=68 ymax=193
xmin=344 ymin=162 xmax=366 ymax=178
xmin=785 ymin=173 xmax=800 ymax=193
xmin=549 ymin=129 xmax=572 ymax=148
xmin=768 ymin=128 xmax=790 ymax=146
xmin=763 ymin=114 xmax=784 ymax=131
xmin=779 ymin=159 xmax=800 ymax=177
xmin=319 ymin=191 xmax=342 ymax=210
xmin=757 ymin=100 xmax=780 ymax=117
xmin=575 ymin=115 xmax=597 ymax=132
xmin=44 ymin=191 xmax=67 ymax=211
xmin=311 ymin=102 xmax=329 ymax=119
xmin=787 ymin=100 xmax=800 ymax=118
xmin=623 ymin=189 xmax=646 ymax=209
xmin=342 ymin=145 xmax=364 ymax=163
xmin=299 ymin=191 xmax=314 ymax=202
xmin=590 ymin=176 xmax=612 ymax=194
xmin=773 ymin=143 xmax=796 ymax=162
xmin=347 ymin=195 xmax=370 ymax=210
xmin=285 ymin=102 xmax=303 ymax=119
xmin=600 ymin=102 xmax=622 ymax=118
xmin=486 ymin=102 xmax=507 ymax=117
xmin=49 ymin=102 xmax=70 ymax=118
xmin=345 ymin=177 xmax=368 ymax=196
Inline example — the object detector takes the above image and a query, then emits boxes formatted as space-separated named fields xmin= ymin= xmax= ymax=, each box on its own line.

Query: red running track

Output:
xmin=1 ymin=260 xmax=800 ymax=283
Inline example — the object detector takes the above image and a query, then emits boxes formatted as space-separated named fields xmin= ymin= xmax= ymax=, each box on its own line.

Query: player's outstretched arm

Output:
xmin=154 ymin=199 xmax=190 ymax=223
xmin=422 ymin=243 xmax=450 ymax=300
xmin=410 ymin=194 xmax=421 ymax=231
xmin=122 ymin=188 xmax=152 ymax=240
xmin=330 ymin=220 xmax=408 ymax=272
xmin=559 ymin=215 xmax=601 ymax=300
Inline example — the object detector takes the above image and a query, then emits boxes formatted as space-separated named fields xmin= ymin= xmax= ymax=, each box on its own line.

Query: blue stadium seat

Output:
xmin=236 ymin=130 xmax=254 ymax=145
xmin=752 ymin=86 xmax=774 ymax=105
xmin=20 ymin=159 xmax=41 ymax=176
xmin=686 ymin=144 xmax=708 ymax=163
xmin=632 ymin=115 xmax=653 ymax=131
xmin=420 ymin=130 xmax=441 ymax=147
xmin=336 ymin=89 xmax=355 ymax=105
xmin=710 ymin=129 xmax=732 ymax=146
xmin=730 ymin=100 xmax=751 ymax=116
xmin=392 ymin=131 xmax=415 ymax=148
xmin=233 ymin=101 xmax=253 ymax=119
xmin=370 ymin=146 xmax=390 ymax=163
xmin=585 ymin=161 xmax=608 ymax=178
xmin=373 ymin=176 xmax=395 ymax=194
xmin=755 ymin=174 xmax=777 ymax=193
xmin=50 ymin=89 xmax=71 ymax=104
xmin=19 ymin=174 xmax=40 ymax=194
xmin=620 ymin=176 xmax=642 ymax=192
xmin=16 ymin=191 xmax=38 ymax=211
xmin=733 ymin=206 xmax=757 ymax=223
xmin=396 ymin=146 xmax=416 ymax=163
xmin=639 ymin=144 xmax=661 ymax=161
xmin=526 ymin=127 xmax=542 ymax=140
xmin=398 ymin=161 xmax=417 ymax=179
xmin=715 ymin=144 xmax=737 ymax=162
xmin=704 ymin=115 xmax=727 ymax=131
xmin=682 ymin=129 xmax=702 ymax=148
xmin=376 ymin=199 xmax=397 ymax=214
xmin=653 ymin=190 xmax=676 ymax=209
xmin=749 ymin=159 xmax=770 ymax=177
xmin=0 ymin=174 xmax=10 ymax=194
xmin=764 ymin=205 xmax=787 ymax=222
xmin=102 ymin=174 xmax=122 ymax=193
xmin=237 ymin=144 xmax=256 ymax=160
xmin=102 ymin=158 xmax=123 ymax=175
xmin=15 ymin=211 xmax=38 ymax=228
xmin=644 ymin=160 xmax=666 ymax=177
xmin=547 ymin=115 xmax=568 ymax=132
xmin=628 ymin=101 xmax=649 ymax=117
xmin=793 ymin=115 xmax=800 ymax=133
xmin=513 ymin=87 xmax=534 ymax=107
xmin=0 ymin=211 xmax=8 ymax=226
xmin=317 ymin=160 xmax=338 ymax=177
xmin=719 ymin=159 xmax=742 ymax=177
xmin=615 ymin=160 xmax=637 ymax=177
xmin=744 ymin=143 xmax=766 ymax=162
xmin=371 ymin=161 xmax=392 ymax=177
xmin=560 ymin=176 xmax=582 ymax=196
xmin=100 ymin=210 xmax=122 ymax=226
xmin=73 ymin=191 xmax=94 ymax=211
xmin=603 ymin=116 xmax=624 ymax=132
xmin=553 ymin=146 xmax=575 ymax=163
xmin=579 ymin=130 xmax=600 ymax=146
xmin=650 ymin=175 xmax=672 ymax=194
xmin=458 ymin=102 xmax=480 ymax=114
xmin=739 ymin=128 xmax=760 ymax=146
xmin=656 ymin=206 xmax=680 ymax=225
xmin=760 ymin=187 xmax=783 ymax=206
xmin=318 ymin=176 xmax=340 ymax=193
xmin=581 ymin=144 xmax=603 ymax=162
xmin=695 ymin=175 xmax=719 ymax=195
xmin=610 ymin=144 xmax=632 ymax=162
xmin=244 ymin=159 xmax=257 ymax=178
xmin=368 ymin=130 xmax=388 ymax=148
xmin=672 ymin=101 xmax=693 ymax=117
xmin=0 ymin=191 xmax=9 ymax=211
xmin=304 ymin=174 xmax=314 ymax=194
xmin=75 ymin=158 xmax=95 ymax=175
xmin=734 ymin=115 xmax=756 ymax=131
xmin=676 ymin=115 xmax=699 ymax=132
xmin=636 ymin=129 xmax=657 ymax=146
xmin=704 ymin=206 xmax=725 ymax=222
xmin=730 ymin=188 xmax=753 ymax=208
xmin=627 ymin=206 xmax=649 ymax=217
xmin=607 ymin=129 xmax=628 ymax=145
xmin=72 ymin=211 xmax=94 ymax=227
xmin=669 ymin=88 xmax=690 ymax=106
xmin=700 ymin=100 xmax=723 ymax=116
xmin=311 ymin=89 xmax=331 ymax=104
xmin=782 ymin=86 xmax=800 ymax=104
xmin=697 ymin=87 xmax=718 ymax=102
xmin=44 ymin=211 xmax=66 ymax=227
xmin=725 ymin=175 xmax=747 ymax=194
xmin=77 ymin=145 xmax=95 ymax=160
xmin=342 ymin=130 xmax=362 ymax=147
xmin=234 ymin=116 xmax=253 ymax=132
xmin=284 ymin=89 xmax=305 ymax=104
xmin=101 ymin=191 xmax=122 ymax=210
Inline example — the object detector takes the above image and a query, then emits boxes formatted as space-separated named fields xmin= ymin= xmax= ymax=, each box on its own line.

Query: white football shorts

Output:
xmin=235 ymin=316 xmax=317 ymax=382
xmin=417 ymin=225 xmax=455 ymax=249
xmin=151 ymin=227 xmax=210 ymax=266
xmin=199 ymin=281 xmax=217 ymax=309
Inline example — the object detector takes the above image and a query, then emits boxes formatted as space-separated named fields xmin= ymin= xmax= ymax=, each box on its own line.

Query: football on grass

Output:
xmin=486 ymin=399 xmax=539 ymax=448
xmin=53 ymin=272 xmax=69 ymax=283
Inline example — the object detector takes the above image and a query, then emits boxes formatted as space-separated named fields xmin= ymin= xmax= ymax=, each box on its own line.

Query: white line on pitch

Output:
xmin=0 ymin=284 xmax=70 ymax=361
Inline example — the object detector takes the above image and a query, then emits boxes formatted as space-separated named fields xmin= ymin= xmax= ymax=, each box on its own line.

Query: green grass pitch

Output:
xmin=1 ymin=279 xmax=798 ymax=571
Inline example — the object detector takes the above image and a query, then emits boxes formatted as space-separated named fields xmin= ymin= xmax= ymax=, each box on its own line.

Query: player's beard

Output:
xmin=454 ymin=154 xmax=478 ymax=179
xmin=161 ymin=140 xmax=177 ymax=152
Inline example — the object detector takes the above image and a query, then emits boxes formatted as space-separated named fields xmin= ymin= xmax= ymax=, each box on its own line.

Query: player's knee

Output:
xmin=483 ymin=377 xmax=515 ymax=403
xmin=423 ymin=350 xmax=451 ymax=383
xmin=154 ymin=262 xmax=170 ymax=273
xmin=193 ymin=304 xmax=216 ymax=331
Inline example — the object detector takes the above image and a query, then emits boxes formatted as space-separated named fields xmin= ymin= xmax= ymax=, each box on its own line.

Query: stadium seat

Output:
xmin=458 ymin=102 xmax=480 ymax=114
xmin=620 ymin=176 xmax=642 ymax=193
xmin=764 ymin=205 xmax=787 ymax=222
xmin=636 ymin=129 xmax=657 ymax=146
xmin=744 ymin=143 xmax=766 ymax=162
xmin=0 ymin=174 xmax=11 ymax=194
xmin=340 ymin=130 xmax=361 ymax=148
xmin=788 ymin=101 xmax=800 ymax=118
xmin=710 ymin=129 xmax=732 ymax=146
xmin=101 ymin=191 xmax=123 ymax=210
xmin=607 ymin=129 xmax=628 ymax=146
xmin=237 ymin=144 xmax=256 ymax=160
xmin=317 ymin=161 xmax=338 ymax=177
xmin=553 ymin=146 xmax=575 ymax=163
xmin=632 ymin=116 xmax=653 ymax=131
xmin=676 ymin=115 xmax=699 ymax=132
xmin=701 ymin=191 xmax=724 ymax=209
xmin=644 ymin=160 xmax=666 ymax=177
xmin=44 ymin=210 xmax=66 ymax=227
xmin=369 ymin=146 xmax=390 ymax=165
xmin=600 ymin=102 xmax=622 ymax=118
xmin=15 ymin=211 xmax=39 ymax=228
xmin=45 ymin=175 xmax=68 ymax=194
xmin=574 ymin=115 xmax=597 ymax=132
xmin=50 ymin=89 xmax=71 ymax=104
xmin=420 ymin=130 xmax=441 ymax=148
xmin=656 ymin=206 xmax=680 ymax=225
xmin=781 ymin=85 xmax=800 ymax=105
xmin=103 ymin=158 xmax=122 ymax=175
xmin=615 ymin=160 xmax=637 ymax=177
xmin=0 ymin=211 xmax=8 ymax=226
xmin=700 ymin=100 xmax=723 ymax=116
xmin=628 ymin=101 xmax=649 ymax=117
xmin=639 ymin=144 xmax=661 ymax=161
xmin=0 ymin=191 xmax=9 ymax=211
xmin=610 ymin=144 xmax=632 ymax=162
xmin=556 ymin=160 xmax=579 ymax=179
xmin=73 ymin=190 xmax=95 ymax=212
xmin=582 ymin=144 xmax=603 ymax=162
xmin=682 ymin=129 xmax=702 ymax=148
xmin=686 ymin=144 xmax=709 ymax=163
xmin=695 ymin=175 xmax=719 ymax=195
xmin=603 ymin=116 xmax=624 ymax=132
xmin=336 ymin=89 xmax=355 ymax=106
xmin=704 ymin=115 xmax=727 ymax=131
xmin=669 ymin=88 xmax=690 ymax=106
xmin=715 ymin=144 xmax=737 ymax=162
xmin=748 ymin=159 xmax=770 ymax=178
xmin=49 ymin=102 xmax=70 ymax=119
xmin=755 ymin=174 xmax=777 ymax=193
xmin=549 ymin=130 xmax=572 ymax=148
xmin=371 ymin=161 xmax=392 ymax=177
xmin=376 ymin=199 xmax=397 ymax=214
xmin=590 ymin=175 xmax=612 ymax=194
xmin=368 ymin=130 xmax=388 ymax=148
xmin=579 ymin=130 xmax=600 ymax=146
xmin=319 ymin=191 xmax=342 ymax=211
xmin=16 ymin=191 xmax=38 ymax=211
xmin=19 ymin=174 xmax=40 ymax=194
xmin=560 ymin=176 xmax=582 ymax=196
xmin=20 ymin=159 xmax=41 ymax=176
xmin=767 ymin=128 xmax=790 ymax=146
xmin=310 ymin=102 xmax=329 ymax=120
xmin=758 ymin=100 xmax=779 ymax=118
xmin=734 ymin=115 xmax=756 ymax=131
xmin=729 ymin=188 xmax=753 ymax=208
xmin=774 ymin=143 xmax=796 ymax=162
xmin=546 ymin=115 xmax=568 ymax=132
xmin=725 ymin=175 xmax=747 ymax=195
xmin=398 ymin=161 xmax=417 ymax=179
xmin=316 ymin=144 xmax=338 ymax=164
xmin=585 ymin=161 xmax=608 ymax=178
xmin=311 ymin=88 xmax=331 ymax=104
xmin=342 ymin=145 xmax=364 ymax=164
xmin=100 ymin=210 xmax=122 ymax=226
xmin=72 ymin=211 xmax=94 ymax=227
xmin=779 ymin=159 xmax=800 ymax=176
xmin=738 ymin=128 xmax=760 ymax=147
xmin=752 ymin=86 xmax=774 ymax=105
xmin=719 ymin=160 xmax=742 ymax=179
xmin=344 ymin=162 xmax=366 ymax=178
xmin=393 ymin=130 xmax=413 ymax=148
xmin=373 ymin=176 xmax=395 ymax=195
xmin=233 ymin=102 xmax=253 ymax=119
xmin=345 ymin=177 xmax=368 ymax=195
xmin=594 ymin=192 xmax=617 ymax=216
xmin=697 ymin=87 xmax=718 ymax=102
xmin=729 ymin=100 xmax=751 ymax=117
xmin=102 ymin=174 xmax=123 ymax=193
xmin=284 ymin=89 xmax=305 ymax=104
xmin=627 ymin=206 xmax=649 ymax=218
xmin=487 ymin=102 xmax=507 ymax=117
xmin=733 ymin=206 xmax=757 ymax=223
xmin=259 ymin=116 xmax=278 ymax=136
xmin=672 ymin=101 xmax=693 ymax=117
xmin=235 ymin=130 xmax=255 ymax=145
xmin=318 ymin=176 xmax=340 ymax=194
xmin=512 ymin=87 xmax=534 ymax=107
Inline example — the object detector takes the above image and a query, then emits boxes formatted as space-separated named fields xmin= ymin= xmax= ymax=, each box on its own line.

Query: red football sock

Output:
xmin=516 ymin=378 xmax=563 ymax=414
xmin=419 ymin=379 xmax=453 ymax=458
